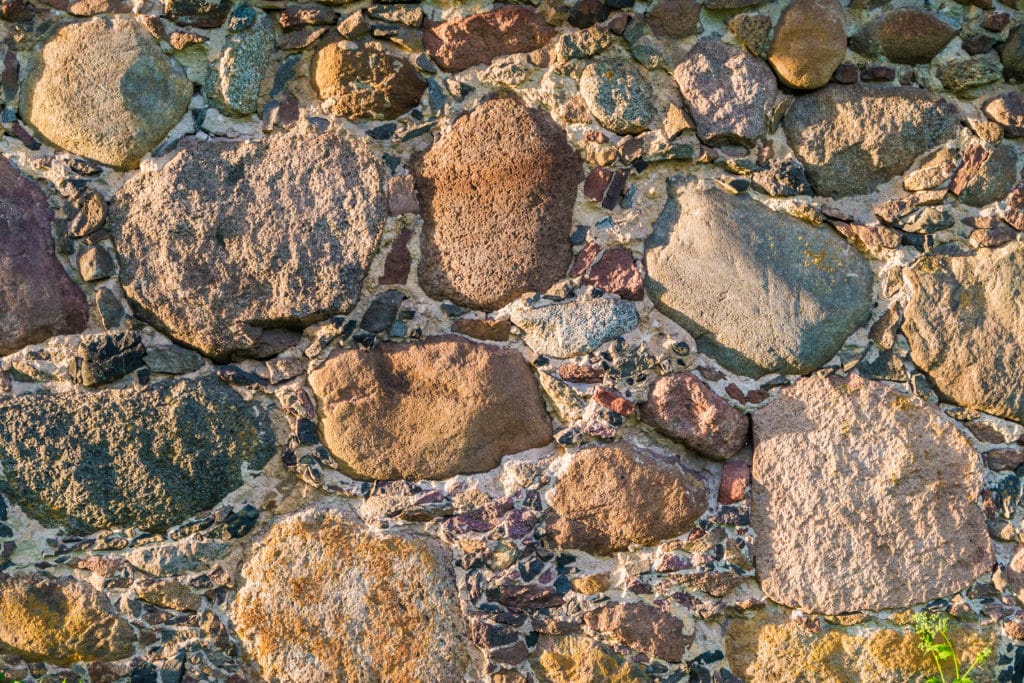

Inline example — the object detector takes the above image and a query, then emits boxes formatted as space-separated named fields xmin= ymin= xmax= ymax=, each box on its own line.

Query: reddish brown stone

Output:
xmin=380 ymin=228 xmax=413 ymax=286
xmin=0 ymin=157 xmax=88 ymax=356
xmin=558 ymin=363 xmax=604 ymax=383
xmin=986 ymin=447 xmax=1024 ymax=471
xmin=593 ymin=385 xmax=635 ymax=416
xmin=424 ymin=7 xmax=556 ymax=72
xmin=983 ymin=12 xmax=1010 ymax=32
xmin=569 ymin=242 xmax=601 ymax=277
xmin=984 ymin=91 xmax=1024 ymax=138
xmin=648 ymin=0 xmax=701 ymax=38
xmin=313 ymin=43 xmax=425 ymax=120
xmin=582 ymin=248 xmax=643 ymax=300
xmin=277 ymin=26 xmax=327 ymax=50
xmin=414 ymin=97 xmax=583 ymax=311
xmin=970 ymin=223 xmax=1017 ymax=248
xmin=583 ymin=168 xmax=613 ymax=203
xmin=583 ymin=602 xmax=692 ymax=662
xmin=857 ymin=8 xmax=957 ymax=65
xmin=388 ymin=176 xmax=419 ymax=216
xmin=832 ymin=220 xmax=902 ymax=251
xmin=0 ymin=0 xmax=33 ymax=21
xmin=452 ymin=318 xmax=512 ymax=342
xmin=642 ymin=373 xmax=748 ymax=461
xmin=718 ymin=459 xmax=750 ymax=504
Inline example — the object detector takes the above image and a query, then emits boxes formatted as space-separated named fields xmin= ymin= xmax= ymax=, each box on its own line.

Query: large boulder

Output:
xmin=0 ymin=157 xmax=87 ymax=356
xmin=783 ymin=85 xmax=959 ymax=197
xmin=852 ymin=8 xmax=957 ymax=65
xmin=308 ymin=336 xmax=553 ymax=480
xmin=767 ymin=0 xmax=847 ymax=90
xmin=110 ymin=126 xmax=387 ymax=361
xmin=903 ymin=243 xmax=1024 ymax=423
xmin=0 ymin=376 xmax=275 ymax=534
xmin=424 ymin=6 xmax=555 ymax=72
xmin=546 ymin=442 xmax=708 ymax=555
xmin=20 ymin=17 xmax=191 ymax=169
xmin=752 ymin=374 xmax=993 ymax=613
xmin=644 ymin=176 xmax=874 ymax=377
xmin=231 ymin=505 xmax=470 ymax=682
xmin=674 ymin=37 xmax=777 ymax=147
xmin=0 ymin=574 xmax=135 ymax=664
xmin=414 ymin=97 xmax=583 ymax=311
xmin=312 ymin=42 xmax=425 ymax=120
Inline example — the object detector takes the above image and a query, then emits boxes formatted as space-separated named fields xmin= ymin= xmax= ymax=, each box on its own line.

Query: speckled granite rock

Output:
xmin=0 ymin=376 xmax=274 ymax=534
xmin=110 ymin=126 xmax=387 ymax=361
xmin=645 ymin=176 xmax=873 ymax=377
xmin=510 ymin=297 xmax=638 ymax=359
xmin=231 ymin=505 xmax=470 ymax=682
xmin=308 ymin=336 xmax=552 ymax=480
xmin=20 ymin=17 xmax=191 ymax=168
xmin=752 ymin=374 xmax=993 ymax=613
xmin=578 ymin=58 xmax=655 ymax=135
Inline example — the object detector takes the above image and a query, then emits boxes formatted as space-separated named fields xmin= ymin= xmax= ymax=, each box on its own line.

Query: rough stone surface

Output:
xmin=511 ymin=297 xmax=638 ymax=359
xmin=20 ymin=17 xmax=191 ymax=169
xmin=949 ymin=141 xmax=1019 ymax=207
xmin=904 ymin=242 xmax=1024 ymax=423
xmin=853 ymin=8 xmax=957 ymax=64
xmin=0 ymin=157 xmax=87 ymax=356
xmin=424 ymin=6 xmax=556 ymax=72
xmin=783 ymin=85 xmax=959 ymax=197
xmin=583 ymin=602 xmax=692 ymax=663
xmin=752 ymin=374 xmax=993 ymax=613
xmin=768 ymin=0 xmax=847 ymax=90
xmin=578 ymin=58 xmax=655 ymax=135
xmin=674 ymin=37 xmax=777 ymax=147
xmin=547 ymin=442 xmax=708 ymax=555
xmin=206 ymin=9 xmax=274 ymax=116
xmin=312 ymin=42 xmax=425 ymax=120
xmin=647 ymin=0 xmax=700 ymax=38
xmin=532 ymin=634 xmax=651 ymax=682
xmin=231 ymin=505 xmax=469 ymax=682
xmin=0 ymin=376 xmax=274 ymax=534
xmin=645 ymin=176 xmax=874 ymax=377
xmin=414 ymin=97 xmax=583 ymax=311
xmin=110 ymin=126 xmax=387 ymax=361
xmin=0 ymin=574 xmax=135 ymax=664
xmin=984 ymin=91 xmax=1024 ymax=137
xmin=725 ymin=611 xmax=998 ymax=683
xmin=642 ymin=372 xmax=748 ymax=460
xmin=308 ymin=336 xmax=552 ymax=480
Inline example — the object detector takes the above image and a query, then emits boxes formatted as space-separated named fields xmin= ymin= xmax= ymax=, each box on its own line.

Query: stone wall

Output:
xmin=0 ymin=0 xmax=1023 ymax=680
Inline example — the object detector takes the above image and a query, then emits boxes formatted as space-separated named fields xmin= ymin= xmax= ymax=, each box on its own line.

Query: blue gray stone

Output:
xmin=511 ymin=297 xmax=638 ymax=358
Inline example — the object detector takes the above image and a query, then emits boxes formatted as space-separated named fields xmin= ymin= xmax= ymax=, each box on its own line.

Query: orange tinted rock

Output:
xmin=424 ymin=6 xmax=555 ymax=72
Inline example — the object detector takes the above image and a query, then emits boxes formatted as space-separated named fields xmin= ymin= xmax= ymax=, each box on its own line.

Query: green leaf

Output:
xmin=934 ymin=644 xmax=954 ymax=660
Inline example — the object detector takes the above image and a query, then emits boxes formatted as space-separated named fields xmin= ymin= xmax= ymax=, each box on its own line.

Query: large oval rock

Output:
xmin=231 ymin=505 xmax=470 ymax=682
xmin=674 ymin=37 xmax=777 ymax=147
xmin=110 ymin=127 xmax=387 ymax=361
xmin=312 ymin=42 xmax=425 ymax=120
xmin=424 ymin=6 xmax=555 ymax=72
xmin=20 ymin=17 xmax=191 ymax=169
xmin=644 ymin=176 xmax=874 ymax=378
xmin=904 ymin=243 xmax=1024 ymax=423
xmin=0 ymin=574 xmax=135 ymax=664
xmin=752 ymin=374 xmax=993 ymax=613
xmin=308 ymin=336 xmax=553 ymax=480
xmin=414 ymin=97 xmax=583 ymax=311
xmin=0 ymin=375 xmax=275 ymax=535
xmin=547 ymin=442 xmax=708 ymax=555
xmin=783 ymin=85 xmax=959 ymax=197
xmin=768 ymin=0 xmax=847 ymax=90
xmin=0 ymin=157 xmax=87 ymax=356
xmin=852 ymin=8 xmax=957 ymax=65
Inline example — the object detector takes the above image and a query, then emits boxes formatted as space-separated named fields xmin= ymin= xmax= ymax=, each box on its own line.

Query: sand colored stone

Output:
xmin=312 ymin=42 xmax=425 ymax=120
xmin=768 ymin=0 xmax=847 ymax=90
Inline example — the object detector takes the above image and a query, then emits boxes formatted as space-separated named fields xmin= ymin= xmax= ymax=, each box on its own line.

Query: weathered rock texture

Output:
xmin=0 ymin=574 xmax=135 ymax=664
xmin=414 ymin=97 xmax=583 ymax=311
xmin=853 ymin=8 xmax=957 ymax=65
xmin=424 ymin=6 xmax=556 ymax=72
xmin=0 ymin=156 xmax=87 ymax=355
xmin=547 ymin=442 xmax=707 ymax=555
xmin=904 ymin=243 xmax=1024 ymax=422
xmin=784 ymin=85 xmax=960 ymax=196
xmin=0 ymin=376 xmax=274 ymax=534
xmin=510 ymin=297 xmax=638 ymax=358
xmin=308 ymin=336 xmax=552 ymax=480
xmin=312 ymin=42 xmax=426 ymax=120
xmin=642 ymin=372 xmax=748 ymax=460
xmin=110 ymin=126 xmax=387 ymax=361
xmin=20 ymin=17 xmax=191 ymax=168
xmin=645 ymin=176 xmax=874 ymax=377
xmin=231 ymin=505 xmax=469 ymax=682
xmin=752 ymin=374 xmax=993 ymax=613
xmin=768 ymin=0 xmax=847 ymax=90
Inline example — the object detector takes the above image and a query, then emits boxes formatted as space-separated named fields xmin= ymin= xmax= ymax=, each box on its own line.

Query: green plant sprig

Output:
xmin=913 ymin=611 xmax=991 ymax=683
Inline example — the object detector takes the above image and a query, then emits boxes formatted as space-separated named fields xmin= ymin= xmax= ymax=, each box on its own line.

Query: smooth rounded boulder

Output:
xmin=232 ymin=505 xmax=470 ymax=682
xmin=752 ymin=374 xmax=993 ymax=613
xmin=0 ymin=157 xmax=87 ymax=356
xmin=414 ymin=97 xmax=583 ymax=311
xmin=110 ymin=126 xmax=387 ymax=361
xmin=308 ymin=336 xmax=553 ymax=480
xmin=644 ymin=176 xmax=874 ymax=377
xmin=768 ymin=0 xmax=847 ymax=90
xmin=903 ymin=242 xmax=1024 ymax=423
xmin=20 ymin=17 xmax=191 ymax=169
